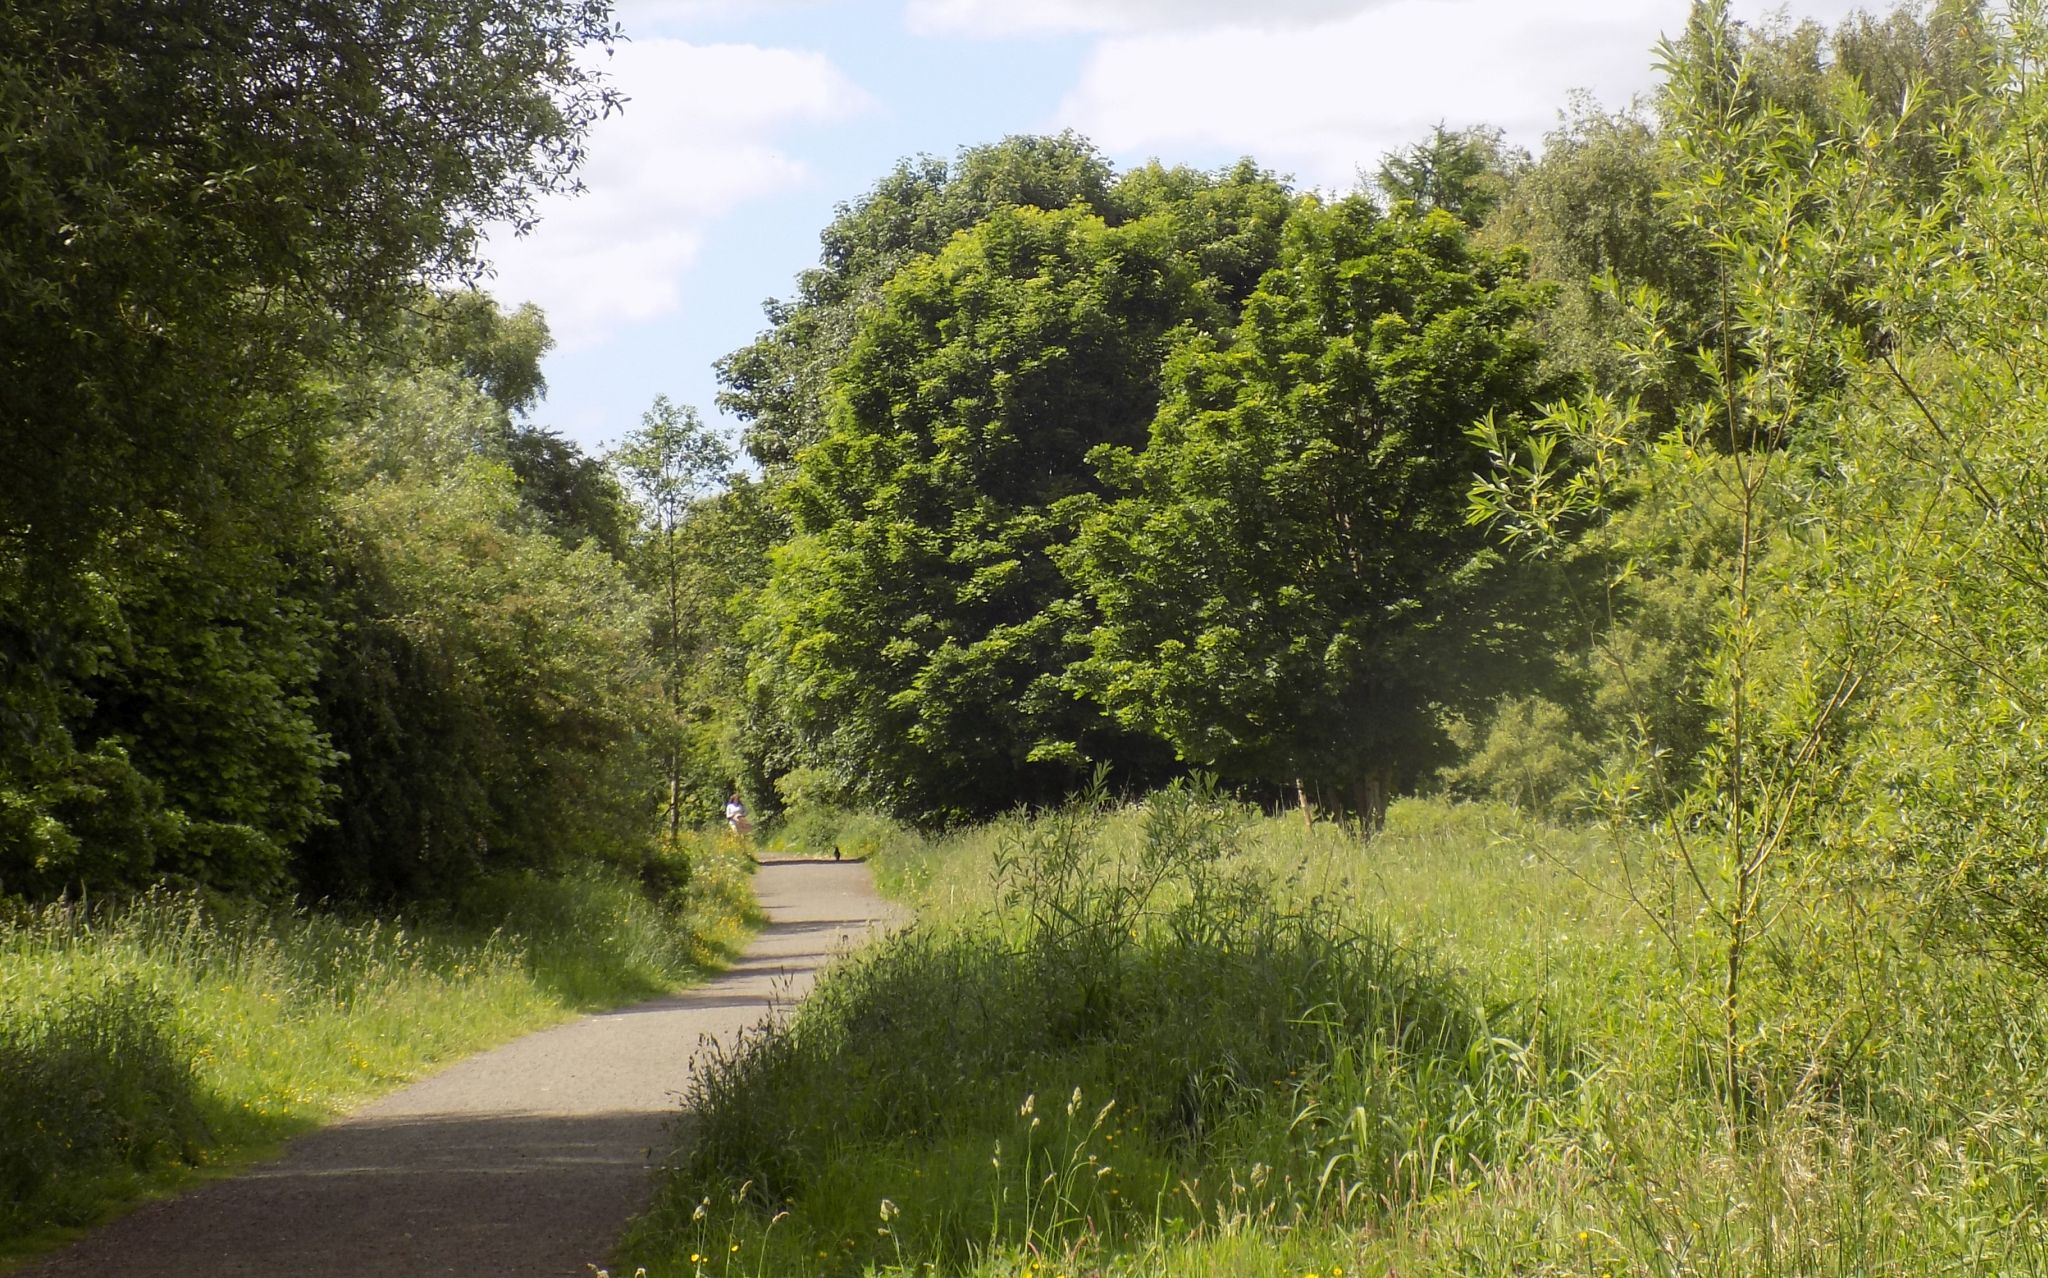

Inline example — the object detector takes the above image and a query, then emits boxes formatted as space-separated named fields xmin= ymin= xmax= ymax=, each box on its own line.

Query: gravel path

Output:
xmin=15 ymin=860 xmax=902 ymax=1278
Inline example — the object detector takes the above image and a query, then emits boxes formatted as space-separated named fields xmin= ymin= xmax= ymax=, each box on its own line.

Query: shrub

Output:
xmin=1442 ymin=695 xmax=1596 ymax=815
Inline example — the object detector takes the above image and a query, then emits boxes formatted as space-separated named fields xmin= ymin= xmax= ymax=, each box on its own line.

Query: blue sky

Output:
xmin=480 ymin=0 xmax=1870 ymax=458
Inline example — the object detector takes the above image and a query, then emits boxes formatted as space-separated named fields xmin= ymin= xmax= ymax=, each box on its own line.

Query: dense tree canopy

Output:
xmin=0 ymin=0 xmax=636 ymax=899
xmin=715 ymin=148 xmax=1296 ymax=822
xmin=1377 ymin=124 xmax=1526 ymax=225
xmin=0 ymin=0 xmax=617 ymax=568
xmin=717 ymin=133 xmax=1127 ymax=470
xmin=755 ymin=205 xmax=1202 ymax=821
xmin=717 ymin=136 xmax=1293 ymax=473
xmin=306 ymin=373 xmax=656 ymax=900
xmin=1067 ymin=199 xmax=1552 ymax=819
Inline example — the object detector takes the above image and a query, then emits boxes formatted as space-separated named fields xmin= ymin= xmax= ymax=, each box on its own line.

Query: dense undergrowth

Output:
xmin=0 ymin=835 xmax=755 ymax=1254
xmin=620 ymin=793 xmax=2048 ymax=1277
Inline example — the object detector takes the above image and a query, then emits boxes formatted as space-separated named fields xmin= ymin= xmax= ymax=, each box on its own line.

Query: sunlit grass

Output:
xmin=617 ymin=795 xmax=2048 ymax=1277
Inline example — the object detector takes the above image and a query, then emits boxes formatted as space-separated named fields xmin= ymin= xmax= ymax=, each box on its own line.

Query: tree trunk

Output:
xmin=662 ymin=518 xmax=685 ymax=847
xmin=1353 ymin=767 xmax=1391 ymax=836
xmin=1295 ymin=777 xmax=1313 ymax=830
xmin=667 ymin=754 xmax=682 ymax=843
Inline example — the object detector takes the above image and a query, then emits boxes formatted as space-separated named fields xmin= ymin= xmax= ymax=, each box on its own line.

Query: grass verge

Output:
xmin=614 ymin=791 xmax=2048 ymax=1277
xmin=0 ymin=832 xmax=755 ymax=1257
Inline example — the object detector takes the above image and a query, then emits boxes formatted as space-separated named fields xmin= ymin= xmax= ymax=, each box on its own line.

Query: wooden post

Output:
xmin=1295 ymin=777 xmax=1313 ymax=830
xmin=1353 ymin=768 xmax=1391 ymax=836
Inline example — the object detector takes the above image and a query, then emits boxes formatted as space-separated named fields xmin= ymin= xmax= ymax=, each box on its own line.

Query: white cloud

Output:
xmin=1055 ymin=0 xmax=1875 ymax=191
xmin=907 ymin=0 xmax=1386 ymax=37
xmin=482 ymin=39 xmax=870 ymax=350
xmin=624 ymin=0 xmax=826 ymax=33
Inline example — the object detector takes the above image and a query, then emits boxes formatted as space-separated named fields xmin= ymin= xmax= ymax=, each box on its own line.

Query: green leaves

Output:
xmin=0 ymin=0 xmax=618 ymax=567
xmin=1069 ymin=198 xmax=1553 ymax=798
xmin=754 ymin=204 xmax=1204 ymax=821
xmin=303 ymin=369 xmax=659 ymax=902
xmin=1 ymin=0 xmax=629 ymax=900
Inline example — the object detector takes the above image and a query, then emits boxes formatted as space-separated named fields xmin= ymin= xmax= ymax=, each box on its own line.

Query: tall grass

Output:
xmin=620 ymin=785 xmax=1586 ymax=1276
xmin=0 ymin=834 xmax=755 ymax=1252
xmin=619 ymin=795 xmax=2048 ymax=1278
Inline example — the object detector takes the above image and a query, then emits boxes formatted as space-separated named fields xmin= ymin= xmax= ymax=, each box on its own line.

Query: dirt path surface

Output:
xmin=16 ymin=860 xmax=903 ymax=1278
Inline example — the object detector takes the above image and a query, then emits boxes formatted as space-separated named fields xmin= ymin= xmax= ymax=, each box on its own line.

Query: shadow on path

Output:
xmin=14 ymin=862 xmax=903 ymax=1278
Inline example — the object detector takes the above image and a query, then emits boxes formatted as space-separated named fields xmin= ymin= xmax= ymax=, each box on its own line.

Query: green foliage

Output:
xmin=618 ymin=796 xmax=2048 ymax=1278
xmin=666 ymin=480 xmax=788 ymax=824
xmin=1480 ymin=3 xmax=1988 ymax=423
xmin=756 ymin=204 xmax=1206 ymax=822
xmin=613 ymin=397 xmax=739 ymax=842
xmin=0 ymin=0 xmax=616 ymax=570
xmin=601 ymin=4 xmax=2048 ymax=1271
xmin=505 ymin=425 xmax=637 ymax=558
xmin=1376 ymin=123 xmax=1526 ymax=225
xmin=625 ymin=792 xmax=1564 ymax=1277
xmin=1481 ymin=98 xmax=1713 ymax=417
xmin=0 ymin=978 xmax=206 ymax=1239
xmin=717 ymin=138 xmax=1292 ymax=471
xmin=1069 ymin=198 xmax=1553 ymax=813
xmin=762 ymin=770 xmax=918 ymax=863
xmin=1 ymin=281 xmax=664 ymax=906
xmin=0 ymin=0 xmax=635 ymax=904
xmin=1462 ymin=0 xmax=2030 ymax=1123
xmin=414 ymin=291 xmax=556 ymax=417
xmin=718 ymin=134 xmax=1125 ymax=470
xmin=1112 ymin=158 xmax=1296 ymax=311
xmin=616 ymin=398 xmax=738 ymax=518
xmin=0 ymin=499 xmax=334 ymax=897
xmin=306 ymin=392 xmax=660 ymax=899
xmin=721 ymin=147 xmax=1300 ymax=825
xmin=407 ymin=291 xmax=638 ymax=555
xmin=1441 ymin=695 xmax=1596 ymax=815
xmin=1473 ymin=6 xmax=1891 ymax=1112
xmin=1738 ymin=0 xmax=2048 ymax=975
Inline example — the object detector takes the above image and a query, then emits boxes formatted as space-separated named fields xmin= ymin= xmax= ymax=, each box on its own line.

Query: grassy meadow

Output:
xmin=618 ymin=792 xmax=2048 ymax=1278
xmin=0 ymin=835 xmax=756 ymax=1256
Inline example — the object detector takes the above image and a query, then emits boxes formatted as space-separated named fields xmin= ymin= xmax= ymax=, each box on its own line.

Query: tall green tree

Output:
xmin=718 ymin=133 xmax=1125 ymax=470
xmin=1463 ymin=0 xmax=1996 ymax=1107
xmin=1068 ymin=198 xmax=1552 ymax=825
xmin=1751 ymin=0 xmax=2048 ymax=977
xmin=662 ymin=479 xmax=787 ymax=824
xmin=1376 ymin=124 xmax=1526 ymax=226
xmin=415 ymin=291 xmax=557 ymax=419
xmin=304 ymin=358 xmax=656 ymax=902
xmin=755 ymin=205 xmax=1206 ymax=822
xmin=1112 ymin=158 xmax=1296 ymax=312
xmin=614 ymin=398 xmax=736 ymax=841
xmin=1 ymin=0 xmax=618 ymax=896
xmin=0 ymin=0 xmax=617 ymax=569
xmin=1449 ymin=0 xmax=1996 ymax=821
xmin=717 ymin=137 xmax=1294 ymax=473
xmin=398 ymin=292 xmax=634 ymax=556
xmin=1480 ymin=98 xmax=1712 ymax=418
